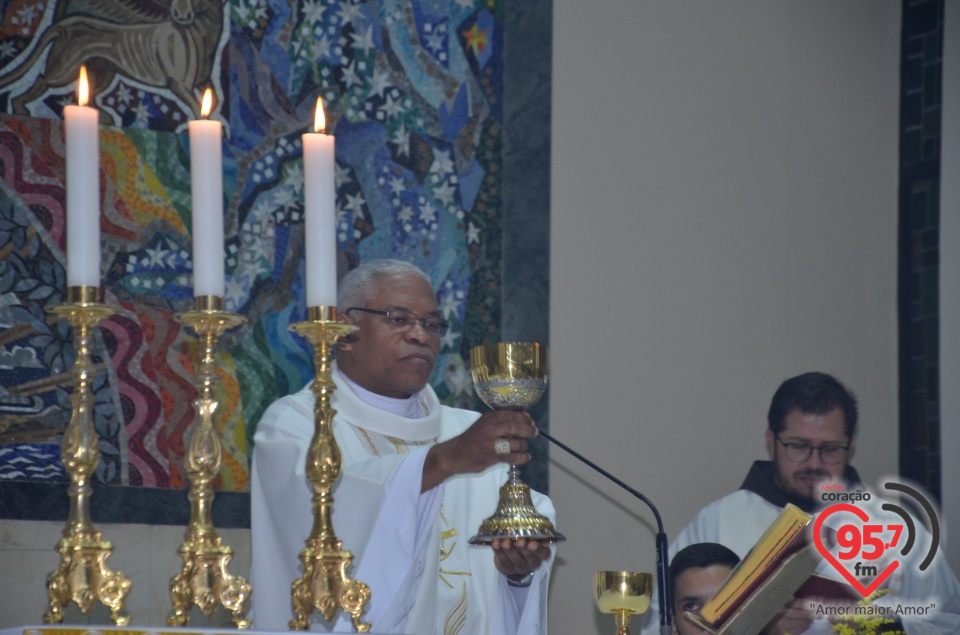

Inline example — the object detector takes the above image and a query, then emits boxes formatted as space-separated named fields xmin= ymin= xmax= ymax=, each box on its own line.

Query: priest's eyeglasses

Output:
xmin=776 ymin=436 xmax=849 ymax=465
xmin=345 ymin=307 xmax=450 ymax=337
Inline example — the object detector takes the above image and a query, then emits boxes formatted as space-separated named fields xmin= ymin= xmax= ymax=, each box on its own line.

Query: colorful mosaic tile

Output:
xmin=0 ymin=0 xmax=505 ymax=492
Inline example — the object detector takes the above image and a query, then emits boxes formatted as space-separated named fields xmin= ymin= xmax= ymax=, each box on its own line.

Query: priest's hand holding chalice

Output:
xmin=468 ymin=342 xmax=565 ymax=562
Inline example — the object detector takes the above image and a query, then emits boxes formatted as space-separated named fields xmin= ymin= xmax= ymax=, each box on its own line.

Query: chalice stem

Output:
xmin=616 ymin=610 xmax=633 ymax=635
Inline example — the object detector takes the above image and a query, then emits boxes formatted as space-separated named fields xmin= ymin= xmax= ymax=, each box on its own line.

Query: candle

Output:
xmin=64 ymin=65 xmax=100 ymax=288
xmin=302 ymin=97 xmax=337 ymax=307
xmin=188 ymin=88 xmax=225 ymax=298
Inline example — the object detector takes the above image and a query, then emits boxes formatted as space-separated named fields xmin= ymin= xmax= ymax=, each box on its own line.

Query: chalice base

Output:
xmin=469 ymin=467 xmax=565 ymax=545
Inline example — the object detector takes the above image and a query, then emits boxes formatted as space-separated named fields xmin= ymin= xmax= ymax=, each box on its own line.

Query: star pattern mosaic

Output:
xmin=0 ymin=0 xmax=505 ymax=491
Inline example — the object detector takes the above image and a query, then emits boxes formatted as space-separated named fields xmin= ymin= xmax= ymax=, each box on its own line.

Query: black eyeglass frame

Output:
xmin=344 ymin=307 xmax=450 ymax=337
xmin=775 ymin=435 xmax=851 ymax=465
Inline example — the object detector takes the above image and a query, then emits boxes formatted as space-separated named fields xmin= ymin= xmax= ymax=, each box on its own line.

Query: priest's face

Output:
xmin=671 ymin=564 xmax=735 ymax=635
xmin=337 ymin=274 xmax=441 ymax=398
xmin=765 ymin=407 xmax=852 ymax=501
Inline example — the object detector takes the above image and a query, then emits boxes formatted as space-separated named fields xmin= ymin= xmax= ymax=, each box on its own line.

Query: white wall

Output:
xmin=0 ymin=520 xmax=250 ymax=627
xmin=550 ymin=2 xmax=901 ymax=633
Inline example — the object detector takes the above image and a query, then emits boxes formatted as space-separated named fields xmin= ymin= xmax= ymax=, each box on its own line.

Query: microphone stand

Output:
xmin=537 ymin=428 xmax=672 ymax=635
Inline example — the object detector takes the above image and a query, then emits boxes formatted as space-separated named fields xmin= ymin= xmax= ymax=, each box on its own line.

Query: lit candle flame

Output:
xmin=314 ymin=97 xmax=326 ymax=133
xmin=200 ymin=88 xmax=213 ymax=118
xmin=78 ymin=65 xmax=89 ymax=107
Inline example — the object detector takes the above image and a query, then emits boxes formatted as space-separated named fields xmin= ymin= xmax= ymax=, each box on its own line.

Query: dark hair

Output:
xmin=766 ymin=372 xmax=858 ymax=439
xmin=669 ymin=542 xmax=740 ymax=605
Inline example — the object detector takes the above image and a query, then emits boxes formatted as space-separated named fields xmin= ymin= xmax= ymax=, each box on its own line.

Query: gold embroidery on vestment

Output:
xmin=358 ymin=428 xmax=380 ymax=456
xmin=438 ymin=505 xmax=470 ymax=589
xmin=386 ymin=435 xmax=411 ymax=453
xmin=442 ymin=582 xmax=468 ymax=635
xmin=385 ymin=434 xmax=433 ymax=453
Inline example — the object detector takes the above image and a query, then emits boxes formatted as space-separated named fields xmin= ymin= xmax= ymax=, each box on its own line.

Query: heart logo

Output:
xmin=813 ymin=503 xmax=900 ymax=598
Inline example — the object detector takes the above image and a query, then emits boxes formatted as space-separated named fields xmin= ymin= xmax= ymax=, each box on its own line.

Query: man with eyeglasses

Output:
xmin=643 ymin=372 xmax=960 ymax=635
xmin=250 ymin=259 xmax=555 ymax=634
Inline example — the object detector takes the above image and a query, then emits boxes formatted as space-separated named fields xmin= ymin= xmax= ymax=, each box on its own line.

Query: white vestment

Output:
xmin=641 ymin=465 xmax=960 ymax=634
xmin=250 ymin=366 xmax=555 ymax=634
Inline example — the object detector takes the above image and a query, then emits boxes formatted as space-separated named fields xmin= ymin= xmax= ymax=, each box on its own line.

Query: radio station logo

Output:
xmin=813 ymin=480 xmax=941 ymax=601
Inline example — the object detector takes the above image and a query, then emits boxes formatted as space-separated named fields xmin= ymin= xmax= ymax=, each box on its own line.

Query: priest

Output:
xmin=250 ymin=258 xmax=556 ymax=634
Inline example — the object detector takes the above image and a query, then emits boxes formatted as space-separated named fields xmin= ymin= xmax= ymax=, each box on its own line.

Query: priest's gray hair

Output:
xmin=337 ymin=259 xmax=433 ymax=315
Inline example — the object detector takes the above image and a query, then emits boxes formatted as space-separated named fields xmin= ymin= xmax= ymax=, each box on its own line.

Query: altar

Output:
xmin=0 ymin=627 xmax=393 ymax=635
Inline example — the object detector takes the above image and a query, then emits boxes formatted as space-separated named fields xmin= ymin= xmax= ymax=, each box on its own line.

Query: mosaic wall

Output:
xmin=899 ymin=0 xmax=943 ymax=503
xmin=0 ymin=0 xmax=509 ymax=496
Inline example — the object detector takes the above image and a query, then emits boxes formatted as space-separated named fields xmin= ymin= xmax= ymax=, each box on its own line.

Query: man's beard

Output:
xmin=776 ymin=467 xmax=830 ymax=500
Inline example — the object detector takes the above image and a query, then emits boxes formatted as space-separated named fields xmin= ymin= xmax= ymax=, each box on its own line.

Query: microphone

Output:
xmin=536 ymin=428 xmax=672 ymax=635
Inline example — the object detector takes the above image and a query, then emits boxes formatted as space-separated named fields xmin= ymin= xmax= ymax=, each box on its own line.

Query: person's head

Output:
xmin=765 ymin=372 xmax=858 ymax=500
xmin=669 ymin=542 xmax=740 ymax=635
xmin=335 ymin=259 xmax=446 ymax=398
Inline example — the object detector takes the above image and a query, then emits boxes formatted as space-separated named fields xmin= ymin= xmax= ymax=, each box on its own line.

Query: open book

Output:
xmin=683 ymin=503 xmax=819 ymax=634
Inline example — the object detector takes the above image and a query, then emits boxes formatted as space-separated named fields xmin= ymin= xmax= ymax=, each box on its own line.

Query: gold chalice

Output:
xmin=468 ymin=342 xmax=565 ymax=544
xmin=595 ymin=571 xmax=653 ymax=635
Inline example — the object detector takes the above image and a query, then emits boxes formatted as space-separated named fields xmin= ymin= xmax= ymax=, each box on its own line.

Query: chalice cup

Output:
xmin=468 ymin=342 xmax=565 ymax=545
xmin=595 ymin=571 xmax=653 ymax=635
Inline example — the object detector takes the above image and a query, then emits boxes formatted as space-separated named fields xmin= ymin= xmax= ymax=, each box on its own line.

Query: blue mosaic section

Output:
xmin=899 ymin=0 xmax=943 ymax=503
xmin=0 ymin=0 xmax=512 ymax=508
xmin=0 ymin=444 xmax=65 ymax=482
xmin=0 ymin=0 xmax=547 ymax=519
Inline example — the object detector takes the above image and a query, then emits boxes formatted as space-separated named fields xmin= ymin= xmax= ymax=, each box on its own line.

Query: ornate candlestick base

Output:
xmin=287 ymin=306 xmax=371 ymax=632
xmin=168 ymin=296 xmax=251 ymax=628
xmin=44 ymin=286 xmax=131 ymax=626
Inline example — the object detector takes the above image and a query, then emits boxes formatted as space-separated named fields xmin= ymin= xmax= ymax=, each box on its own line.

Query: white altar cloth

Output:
xmin=1 ymin=626 xmax=394 ymax=635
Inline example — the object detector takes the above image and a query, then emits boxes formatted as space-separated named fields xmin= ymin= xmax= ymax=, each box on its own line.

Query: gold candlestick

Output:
xmin=168 ymin=295 xmax=251 ymax=628
xmin=44 ymin=285 xmax=131 ymax=626
xmin=287 ymin=306 xmax=371 ymax=632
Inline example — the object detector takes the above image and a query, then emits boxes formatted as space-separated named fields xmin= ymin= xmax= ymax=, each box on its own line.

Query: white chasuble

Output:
xmin=251 ymin=364 xmax=555 ymax=634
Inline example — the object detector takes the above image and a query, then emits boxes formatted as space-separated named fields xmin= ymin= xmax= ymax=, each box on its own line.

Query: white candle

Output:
xmin=188 ymin=88 xmax=225 ymax=298
xmin=64 ymin=65 xmax=100 ymax=288
xmin=303 ymin=97 xmax=337 ymax=307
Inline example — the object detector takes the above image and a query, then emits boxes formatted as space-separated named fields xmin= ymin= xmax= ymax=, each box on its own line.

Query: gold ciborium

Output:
xmin=468 ymin=342 xmax=565 ymax=544
xmin=595 ymin=571 xmax=653 ymax=635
